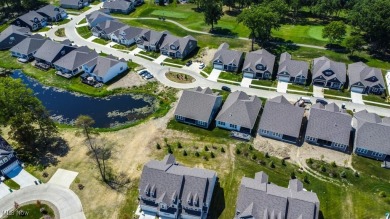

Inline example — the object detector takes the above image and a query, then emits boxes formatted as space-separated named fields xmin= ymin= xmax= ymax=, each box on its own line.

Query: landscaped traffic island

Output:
xmin=165 ymin=72 xmax=195 ymax=84
xmin=4 ymin=203 xmax=55 ymax=219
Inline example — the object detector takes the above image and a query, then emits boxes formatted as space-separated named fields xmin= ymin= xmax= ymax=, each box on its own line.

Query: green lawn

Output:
xmin=218 ymin=71 xmax=242 ymax=82
xmin=53 ymin=18 xmax=71 ymax=25
xmin=164 ymin=58 xmax=187 ymax=65
xmin=324 ymin=88 xmax=351 ymax=98
xmin=66 ymin=6 xmax=91 ymax=13
xmin=251 ymin=79 xmax=277 ymax=87
xmin=78 ymin=18 xmax=87 ymax=25
xmin=288 ymin=84 xmax=313 ymax=92
xmin=151 ymin=10 xmax=189 ymax=19
xmin=3 ymin=179 xmax=20 ymax=190
xmin=136 ymin=53 xmax=154 ymax=61
xmin=92 ymin=38 xmax=109 ymax=45
xmin=76 ymin=26 xmax=92 ymax=39
xmin=139 ymin=50 xmax=161 ymax=58
xmin=35 ymin=26 xmax=50 ymax=32
xmin=363 ymin=94 xmax=389 ymax=104
xmin=4 ymin=204 xmax=55 ymax=219
xmin=112 ymin=43 xmax=137 ymax=51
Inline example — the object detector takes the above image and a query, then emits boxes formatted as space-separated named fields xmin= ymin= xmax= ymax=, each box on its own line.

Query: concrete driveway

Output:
xmin=48 ymin=169 xmax=79 ymax=188
xmin=277 ymin=81 xmax=288 ymax=93
xmin=6 ymin=167 xmax=39 ymax=188
xmin=240 ymin=77 xmax=252 ymax=88
xmin=130 ymin=47 xmax=142 ymax=55
xmin=313 ymin=86 xmax=325 ymax=98
xmin=351 ymin=92 xmax=364 ymax=104
xmin=207 ymin=69 xmax=222 ymax=82
xmin=0 ymin=182 xmax=11 ymax=199
xmin=153 ymin=55 xmax=168 ymax=64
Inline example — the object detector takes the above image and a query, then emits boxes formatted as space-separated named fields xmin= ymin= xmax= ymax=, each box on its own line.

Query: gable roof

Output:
xmin=312 ymin=56 xmax=346 ymax=83
xmin=160 ymin=34 xmax=197 ymax=54
xmin=17 ymin=11 xmax=46 ymax=25
xmin=37 ymin=4 xmax=65 ymax=18
xmin=174 ymin=87 xmax=221 ymax=122
xmin=114 ymin=25 xmax=144 ymax=40
xmin=137 ymin=29 xmax=165 ymax=46
xmin=348 ymin=62 xmax=385 ymax=88
xmin=243 ymin=49 xmax=275 ymax=73
xmin=0 ymin=136 xmax=13 ymax=153
xmin=95 ymin=20 xmax=126 ymax=35
xmin=216 ymin=91 xmax=262 ymax=130
xmin=85 ymin=10 xmax=114 ymax=26
xmin=306 ymin=103 xmax=352 ymax=146
xmin=258 ymin=96 xmax=304 ymax=138
xmin=103 ymin=0 xmax=132 ymax=10
xmin=34 ymin=39 xmax=75 ymax=63
xmin=54 ymin=46 xmax=98 ymax=71
xmin=60 ymin=0 xmax=82 ymax=6
xmin=212 ymin=43 xmax=243 ymax=66
xmin=278 ymin=52 xmax=309 ymax=78
xmin=0 ymin=25 xmax=31 ymax=42
xmin=10 ymin=34 xmax=46 ymax=55
xmin=84 ymin=56 xmax=126 ymax=77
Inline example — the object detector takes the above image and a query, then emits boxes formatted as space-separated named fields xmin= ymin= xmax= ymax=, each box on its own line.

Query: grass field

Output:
xmin=78 ymin=18 xmax=87 ymax=25
xmin=363 ymin=94 xmax=389 ymax=104
xmin=324 ymin=88 xmax=351 ymax=98
xmin=218 ymin=71 xmax=242 ymax=82
xmin=4 ymin=204 xmax=55 ymax=219
xmin=76 ymin=26 xmax=92 ymax=39
xmin=151 ymin=10 xmax=189 ymax=19
xmin=251 ymin=79 xmax=277 ymax=87
xmin=139 ymin=50 xmax=161 ymax=58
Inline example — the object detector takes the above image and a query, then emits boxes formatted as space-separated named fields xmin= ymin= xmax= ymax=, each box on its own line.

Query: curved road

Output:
xmin=0 ymin=184 xmax=85 ymax=219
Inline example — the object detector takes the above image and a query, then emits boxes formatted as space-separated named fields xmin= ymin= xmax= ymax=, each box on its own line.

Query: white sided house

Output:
xmin=0 ymin=136 xmax=21 ymax=176
xmin=82 ymin=56 xmax=128 ymax=83
xmin=242 ymin=49 xmax=275 ymax=79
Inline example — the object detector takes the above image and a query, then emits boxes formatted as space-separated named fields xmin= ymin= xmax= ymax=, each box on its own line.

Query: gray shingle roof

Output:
xmin=137 ymin=29 xmax=165 ymax=46
xmin=348 ymin=62 xmax=386 ymax=89
xmin=258 ymin=95 xmax=304 ymax=138
xmin=103 ymin=0 xmax=132 ymax=10
xmin=212 ymin=43 xmax=243 ymax=66
xmin=312 ymin=56 xmax=346 ymax=83
xmin=84 ymin=56 xmax=125 ymax=77
xmin=174 ymin=87 xmax=222 ymax=122
xmin=160 ymin=34 xmax=197 ymax=54
xmin=54 ymin=46 xmax=98 ymax=71
xmin=34 ymin=39 xmax=75 ymax=63
xmin=354 ymin=110 xmax=390 ymax=155
xmin=278 ymin=52 xmax=309 ymax=78
xmin=216 ymin=91 xmax=261 ymax=130
xmin=17 ymin=11 xmax=46 ymax=25
xmin=95 ymin=20 xmax=126 ymax=35
xmin=37 ymin=4 xmax=65 ymax=18
xmin=85 ymin=10 xmax=113 ymax=26
xmin=243 ymin=49 xmax=275 ymax=73
xmin=0 ymin=25 xmax=30 ymax=45
xmin=10 ymin=34 xmax=45 ymax=55
xmin=306 ymin=103 xmax=352 ymax=146
xmin=235 ymin=171 xmax=319 ymax=219
xmin=60 ymin=0 xmax=82 ymax=6
xmin=114 ymin=25 xmax=144 ymax=40
xmin=0 ymin=136 xmax=13 ymax=152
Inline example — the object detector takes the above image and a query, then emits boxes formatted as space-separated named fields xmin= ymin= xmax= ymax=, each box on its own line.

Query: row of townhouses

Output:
xmin=212 ymin=43 xmax=386 ymax=95
xmin=61 ymin=0 xmax=144 ymax=13
xmin=174 ymin=87 xmax=390 ymax=161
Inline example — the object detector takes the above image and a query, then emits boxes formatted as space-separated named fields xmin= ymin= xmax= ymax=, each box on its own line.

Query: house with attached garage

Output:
xmin=111 ymin=26 xmax=144 ymax=46
xmin=348 ymin=62 xmax=386 ymax=95
xmin=102 ymin=0 xmax=134 ymax=14
xmin=215 ymin=91 xmax=262 ymax=134
xmin=10 ymin=34 xmax=46 ymax=60
xmin=258 ymin=95 xmax=304 ymax=144
xmin=81 ymin=55 xmax=128 ymax=83
xmin=60 ymin=0 xmax=89 ymax=9
xmin=160 ymin=34 xmax=198 ymax=59
xmin=136 ymin=29 xmax=166 ymax=52
xmin=92 ymin=20 xmax=126 ymax=39
xmin=0 ymin=136 xmax=21 ymax=177
xmin=311 ymin=56 xmax=346 ymax=89
xmin=0 ymin=25 xmax=31 ymax=50
xmin=86 ymin=10 xmax=114 ymax=28
xmin=37 ymin=5 xmax=67 ymax=22
xmin=352 ymin=110 xmax=390 ymax=161
xmin=139 ymin=154 xmax=217 ymax=219
xmin=235 ymin=171 xmax=320 ymax=219
xmin=212 ymin=43 xmax=243 ymax=72
xmin=277 ymin=52 xmax=309 ymax=84
xmin=305 ymin=103 xmax=352 ymax=152
xmin=34 ymin=39 xmax=76 ymax=66
xmin=174 ymin=87 xmax=222 ymax=129
xmin=53 ymin=46 xmax=98 ymax=77
xmin=12 ymin=11 xmax=47 ymax=31
xmin=242 ymin=49 xmax=275 ymax=79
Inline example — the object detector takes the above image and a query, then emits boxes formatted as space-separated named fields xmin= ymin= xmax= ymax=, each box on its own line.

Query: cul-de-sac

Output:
xmin=0 ymin=0 xmax=389 ymax=218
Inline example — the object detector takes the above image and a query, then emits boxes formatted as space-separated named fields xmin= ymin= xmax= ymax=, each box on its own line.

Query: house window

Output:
xmin=120 ymin=67 xmax=123 ymax=71
xmin=10 ymin=37 xmax=14 ymax=41
xmin=372 ymin=152 xmax=383 ymax=157
xmin=356 ymin=148 xmax=368 ymax=154
xmin=256 ymin=64 xmax=265 ymax=71
xmin=219 ymin=121 xmax=225 ymax=126
xmin=371 ymin=88 xmax=378 ymax=92
xmin=229 ymin=124 xmax=237 ymax=129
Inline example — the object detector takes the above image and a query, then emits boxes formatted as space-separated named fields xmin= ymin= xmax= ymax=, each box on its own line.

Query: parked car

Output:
xmin=144 ymin=74 xmax=154 ymax=80
xmin=199 ymin=62 xmax=205 ymax=69
xmin=138 ymin=69 xmax=148 ymax=75
xmin=221 ymin=86 xmax=231 ymax=92
xmin=316 ymin=98 xmax=328 ymax=105
xmin=185 ymin=60 xmax=192 ymax=66
xmin=298 ymin=97 xmax=312 ymax=104
xmin=17 ymin=58 xmax=29 ymax=63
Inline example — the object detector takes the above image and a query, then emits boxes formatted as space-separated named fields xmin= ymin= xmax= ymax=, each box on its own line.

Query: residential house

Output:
xmin=258 ymin=95 xmax=304 ymax=144
xmin=12 ymin=11 xmax=47 ymax=31
xmin=103 ymin=0 xmax=134 ymax=14
xmin=53 ymin=46 xmax=98 ymax=77
xmin=212 ymin=43 xmax=243 ymax=72
xmin=85 ymin=10 xmax=114 ymax=28
xmin=242 ymin=49 xmax=275 ymax=79
xmin=34 ymin=40 xmax=76 ymax=66
xmin=81 ymin=55 xmax=128 ymax=83
xmin=305 ymin=103 xmax=352 ymax=152
xmin=352 ymin=110 xmax=390 ymax=161
xmin=154 ymin=0 xmax=168 ymax=4
xmin=136 ymin=29 xmax=166 ymax=51
xmin=0 ymin=136 xmax=21 ymax=177
xmin=215 ymin=91 xmax=262 ymax=134
xmin=91 ymin=20 xmax=126 ymax=39
xmin=174 ymin=87 xmax=223 ymax=129
xmin=0 ymin=25 xmax=31 ymax=50
xmin=348 ymin=62 xmax=386 ymax=95
xmin=10 ymin=34 xmax=46 ymax=60
xmin=60 ymin=0 xmax=89 ymax=9
xmin=37 ymin=5 xmax=67 ymax=22
xmin=160 ymin=34 xmax=198 ymax=59
xmin=235 ymin=171 xmax=320 ymax=219
xmin=312 ymin=56 xmax=346 ymax=89
xmin=277 ymin=52 xmax=309 ymax=84
xmin=139 ymin=154 xmax=217 ymax=219
xmin=111 ymin=26 xmax=144 ymax=46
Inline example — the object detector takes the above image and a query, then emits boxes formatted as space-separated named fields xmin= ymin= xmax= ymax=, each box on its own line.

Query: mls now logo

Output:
xmin=3 ymin=210 xmax=29 ymax=216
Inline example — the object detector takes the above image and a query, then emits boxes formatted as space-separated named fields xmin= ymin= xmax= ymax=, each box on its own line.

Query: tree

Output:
xmin=223 ymin=0 xmax=235 ymax=11
xmin=345 ymin=35 xmax=365 ymax=55
xmin=290 ymin=171 xmax=296 ymax=179
xmin=322 ymin=21 xmax=347 ymax=44
xmin=220 ymin=147 xmax=225 ymax=153
xmin=203 ymin=0 xmax=223 ymax=30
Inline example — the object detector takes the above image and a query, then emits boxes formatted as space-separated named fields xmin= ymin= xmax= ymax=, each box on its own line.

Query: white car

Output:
xmin=199 ymin=63 xmax=205 ymax=69
xmin=17 ymin=58 xmax=29 ymax=63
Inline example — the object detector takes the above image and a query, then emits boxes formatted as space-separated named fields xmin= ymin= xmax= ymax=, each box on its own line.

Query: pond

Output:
xmin=11 ymin=71 xmax=156 ymax=128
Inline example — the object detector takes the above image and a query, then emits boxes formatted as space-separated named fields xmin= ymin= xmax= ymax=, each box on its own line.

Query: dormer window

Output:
xmin=366 ymin=76 xmax=378 ymax=82
xmin=323 ymin=69 xmax=334 ymax=76
xmin=256 ymin=64 xmax=265 ymax=71
xmin=170 ymin=45 xmax=176 ymax=50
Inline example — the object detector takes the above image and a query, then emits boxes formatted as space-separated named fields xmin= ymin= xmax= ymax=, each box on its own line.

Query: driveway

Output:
xmin=313 ymin=86 xmax=324 ymax=98
xmin=277 ymin=81 xmax=288 ymax=93
xmin=207 ymin=69 xmax=222 ymax=82
xmin=0 ymin=182 xmax=10 ymax=199
xmin=351 ymin=92 xmax=364 ymax=104
xmin=48 ymin=169 xmax=79 ymax=188
xmin=6 ymin=167 xmax=39 ymax=188
xmin=240 ymin=77 xmax=252 ymax=88
xmin=130 ymin=47 xmax=142 ymax=55
xmin=153 ymin=55 xmax=168 ymax=64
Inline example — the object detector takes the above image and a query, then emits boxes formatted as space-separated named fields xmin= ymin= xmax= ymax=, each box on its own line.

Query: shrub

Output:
xmin=177 ymin=142 xmax=182 ymax=149
xmin=221 ymin=147 xmax=225 ymax=153
xmin=167 ymin=146 xmax=173 ymax=154
xmin=212 ymin=145 xmax=218 ymax=150
xmin=269 ymin=161 xmax=275 ymax=168
xmin=156 ymin=143 xmax=161 ymax=150
xmin=307 ymin=158 xmax=313 ymax=164
xmin=329 ymin=170 xmax=338 ymax=178
xmin=258 ymin=160 xmax=266 ymax=165
xmin=204 ymin=146 xmax=209 ymax=151
xmin=354 ymin=171 xmax=360 ymax=177
xmin=252 ymin=154 xmax=257 ymax=160
xmin=340 ymin=171 xmax=347 ymax=178
xmin=183 ymin=150 xmax=188 ymax=156
xmin=281 ymin=159 xmax=286 ymax=166
xmin=290 ymin=171 xmax=296 ymax=179
xmin=203 ymin=155 xmax=209 ymax=161
xmin=320 ymin=165 xmax=326 ymax=172
xmin=304 ymin=175 xmax=309 ymax=183
xmin=195 ymin=151 xmax=200 ymax=157
xmin=331 ymin=161 xmax=337 ymax=167
xmin=236 ymin=148 xmax=241 ymax=155
xmin=42 ymin=172 xmax=49 ymax=178
xmin=248 ymin=145 xmax=253 ymax=150
xmin=379 ymin=191 xmax=387 ymax=198
xmin=244 ymin=152 xmax=249 ymax=157
xmin=210 ymin=152 xmax=215 ymax=158
xmin=265 ymin=152 xmax=270 ymax=158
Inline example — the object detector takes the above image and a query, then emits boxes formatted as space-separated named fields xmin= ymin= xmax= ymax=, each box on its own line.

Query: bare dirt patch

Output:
xmin=107 ymin=72 xmax=148 ymax=90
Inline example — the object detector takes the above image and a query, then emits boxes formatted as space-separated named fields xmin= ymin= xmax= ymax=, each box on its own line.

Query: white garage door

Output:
xmin=278 ymin=76 xmax=290 ymax=82
xmin=213 ymin=64 xmax=223 ymax=70
xmin=351 ymin=86 xmax=364 ymax=93
xmin=243 ymin=72 xmax=254 ymax=78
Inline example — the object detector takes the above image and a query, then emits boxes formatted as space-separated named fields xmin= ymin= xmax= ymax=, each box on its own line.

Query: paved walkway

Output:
xmin=153 ymin=55 xmax=168 ymax=64
xmin=130 ymin=47 xmax=142 ymax=55
xmin=48 ymin=169 xmax=79 ymax=188
xmin=106 ymin=42 xmax=117 ymax=47
xmin=6 ymin=168 xmax=39 ymax=188
xmin=207 ymin=69 xmax=222 ymax=82
xmin=386 ymin=71 xmax=390 ymax=96
xmin=351 ymin=92 xmax=364 ymax=104
xmin=313 ymin=86 xmax=324 ymax=98
xmin=240 ymin=77 xmax=252 ymax=88
xmin=276 ymin=81 xmax=288 ymax=93
xmin=0 ymin=184 xmax=85 ymax=219
xmin=0 ymin=183 xmax=10 ymax=199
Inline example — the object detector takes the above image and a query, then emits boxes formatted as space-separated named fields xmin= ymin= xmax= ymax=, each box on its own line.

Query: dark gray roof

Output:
xmin=306 ymin=103 xmax=352 ymax=145
xmin=85 ymin=56 xmax=125 ymax=77
xmin=258 ymin=96 xmax=304 ymax=138
xmin=160 ymin=34 xmax=197 ymax=54
xmin=95 ymin=20 xmax=126 ymax=35
xmin=10 ymin=34 xmax=45 ymax=55
xmin=235 ymin=171 xmax=319 ymax=219
xmin=243 ymin=49 xmax=275 ymax=73
xmin=54 ymin=46 xmax=98 ymax=71
xmin=114 ymin=25 xmax=144 ymax=40
xmin=34 ymin=39 xmax=75 ymax=63
xmin=103 ymin=0 xmax=132 ymax=10
xmin=278 ymin=52 xmax=309 ymax=78
xmin=17 ymin=11 xmax=46 ymax=25
xmin=0 ymin=136 xmax=13 ymax=152
xmin=0 ymin=25 xmax=30 ymax=43
xmin=85 ymin=10 xmax=113 ymax=25
xmin=60 ymin=0 xmax=81 ymax=6
xmin=37 ymin=5 xmax=65 ymax=18
xmin=137 ymin=29 xmax=165 ymax=46
xmin=216 ymin=91 xmax=261 ymax=130
xmin=312 ymin=56 xmax=346 ymax=83
xmin=174 ymin=87 xmax=222 ymax=122
xmin=212 ymin=43 xmax=243 ymax=66
xmin=348 ymin=62 xmax=386 ymax=88
xmin=354 ymin=110 xmax=390 ymax=154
